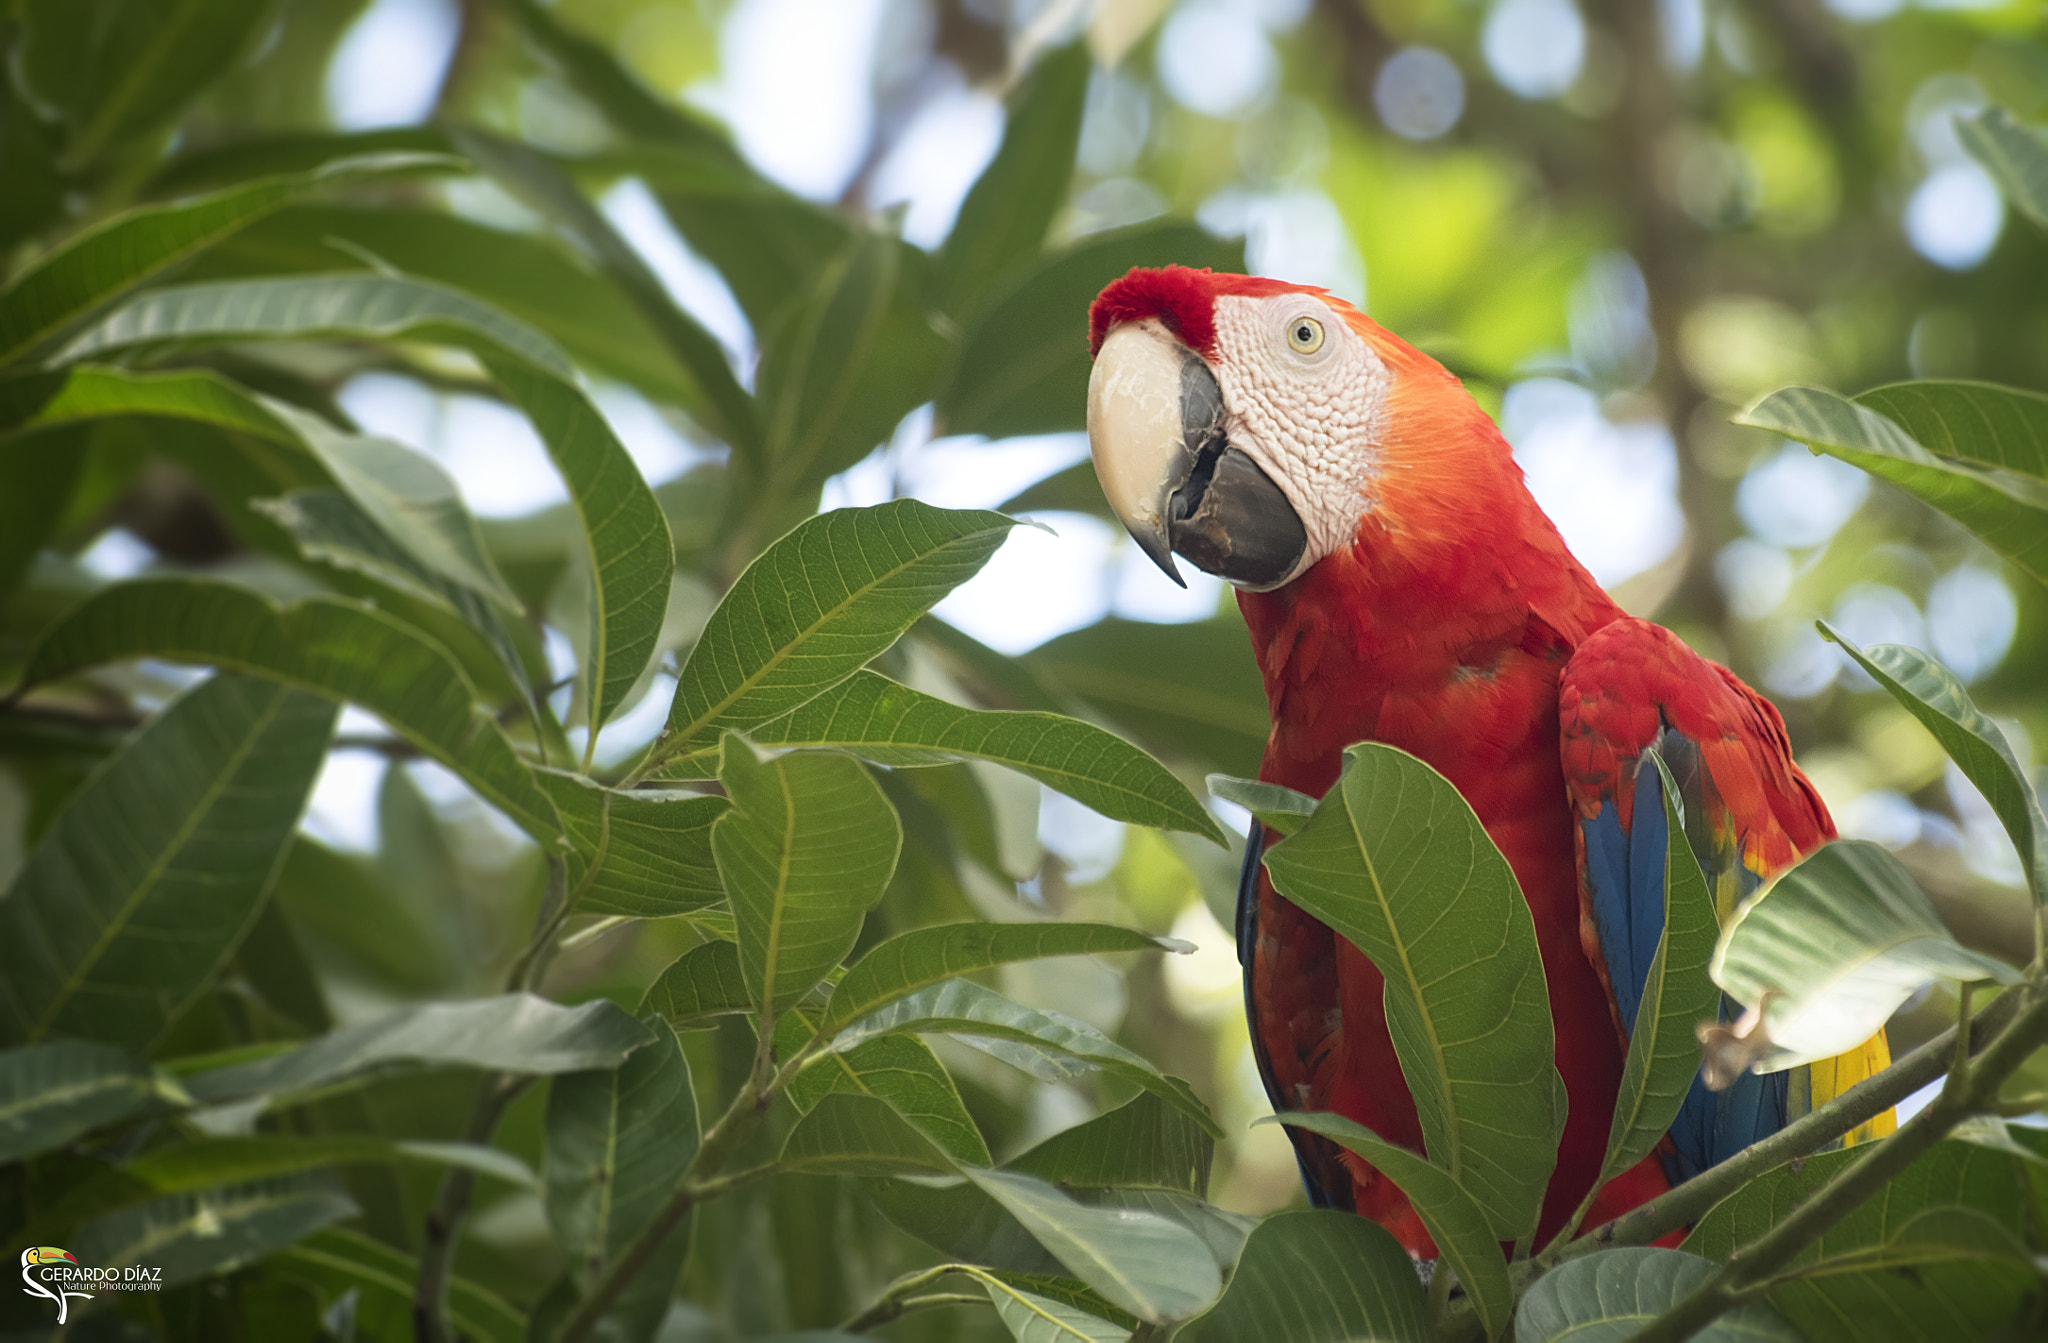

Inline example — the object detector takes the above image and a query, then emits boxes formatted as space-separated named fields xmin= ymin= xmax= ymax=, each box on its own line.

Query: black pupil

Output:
xmin=1295 ymin=324 xmax=1312 ymax=343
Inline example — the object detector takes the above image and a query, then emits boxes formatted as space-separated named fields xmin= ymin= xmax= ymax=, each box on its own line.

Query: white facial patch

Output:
xmin=1209 ymin=293 xmax=1389 ymax=584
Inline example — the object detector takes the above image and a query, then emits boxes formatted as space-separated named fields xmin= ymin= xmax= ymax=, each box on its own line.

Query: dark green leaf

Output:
xmin=1203 ymin=774 xmax=1315 ymax=837
xmin=1273 ymin=1112 xmax=1511 ymax=1343
xmin=1737 ymin=385 xmax=2048 ymax=586
xmin=638 ymin=941 xmax=752 ymax=1028
xmin=663 ymin=670 xmax=1225 ymax=842
xmin=963 ymin=1167 xmax=1221 ymax=1325
xmin=1959 ymin=108 xmax=2048 ymax=231
xmin=1180 ymin=1210 xmax=1428 ymax=1343
xmin=18 ymin=578 xmax=566 ymax=847
xmin=1262 ymin=744 xmax=1565 ymax=1242
xmin=0 ymin=1042 xmax=180 ymax=1163
xmin=0 ymin=674 xmax=334 ymax=1049
xmin=1006 ymin=1093 xmax=1212 ymax=1197
xmin=821 ymin=920 xmax=1187 ymax=1036
xmin=182 ymin=993 xmax=654 ymax=1106
xmin=938 ymin=223 xmax=1243 ymax=438
xmin=1823 ymin=629 xmax=2048 ymax=901
xmin=536 ymin=771 xmax=726 ymax=918
xmin=1516 ymin=1248 xmax=1799 ymax=1343
xmin=0 ymin=154 xmax=450 ymax=367
xmin=274 ymin=1228 xmax=523 ymax=1343
xmin=828 ymin=977 xmax=1220 ymax=1137
xmin=716 ymin=735 xmax=901 ymax=1017
xmin=938 ymin=43 xmax=1090 ymax=316
xmin=0 ymin=429 xmax=81 ymax=596
xmin=1682 ymin=1140 xmax=2035 ymax=1342
xmin=72 ymin=1174 xmax=357 ymax=1288
xmin=1597 ymin=754 xmax=1722 ymax=1190
xmin=1022 ymin=618 xmax=1268 ymax=779
xmin=779 ymin=1091 xmax=959 ymax=1176
xmin=788 ymin=1033 xmax=989 ymax=1166
xmin=1710 ymin=838 xmax=2016 ymax=1071
xmin=661 ymin=501 xmax=1014 ymax=753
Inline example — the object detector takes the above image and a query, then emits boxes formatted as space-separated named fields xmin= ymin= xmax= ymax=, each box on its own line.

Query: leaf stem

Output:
xmin=840 ymin=1264 xmax=969 ymax=1332
xmin=1545 ymin=982 xmax=2022 ymax=1267
xmin=1627 ymin=980 xmax=2048 ymax=1343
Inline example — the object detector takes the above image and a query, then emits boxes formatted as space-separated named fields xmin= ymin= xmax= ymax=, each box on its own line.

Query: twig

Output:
xmin=1628 ymin=982 xmax=2048 ymax=1342
xmin=1547 ymin=984 xmax=2021 ymax=1266
xmin=411 ymin=1075 xmax=530 ymax=1342
xmin=840 ymin=1265 xmax=967 ymax=1333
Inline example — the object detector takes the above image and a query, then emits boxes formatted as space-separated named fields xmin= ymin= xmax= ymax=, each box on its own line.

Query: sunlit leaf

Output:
xmin=535 ymin=770 xmax=726 ymax=918
xmin=661 ymin=669 xmax=1225 ymax=842
xmin=1179 ymin=1209 xmax=1428 ymax=1343
xmin=1711 ymin=839 xmax=2019 ymax=1070
xmin=1738 ymin=385 xmax=2048 ymax=586
xmin=661 ymin=501 xmax=1014 ymax=755
xmin=0 ymin=674 xmax=335 ymax=1049
xmin=1683 ymin=1141 xmax=2035 ymax=1341
xmin=0 ymin=153 xmax=449 ymax=367
xmin=1262 ymin=744 xmax=1565 ymax=1242
xmin=1857 ymin=380 xmax=2048 ymax=482
xmin=1823 ymin=628 xmax=2048 ymax=902
xmin=182 ymin=993 xmax=654 ymax=1107
xmin=716 ymin=735 xmax=901 ymax=1018
xmin=820 ymin=920 xmax=1186 ymax=1036
xmin=828 ymin=977 xmax=1220 ymax=1137
xmin=1203 ymin=774 xmax=1315 ymax=837
xmin=1273 ymin=1112 xmax=1511 ymax=1343
xmin=1960 ymin=107 xmax=2048 ymax=231
xmin=1516 ymin=1248 xmax=1798 ymax=1343
xmin=788 ymin=1031 xmax=990 ymax=1166
xmin=18 ymin=578 xmax=566 ymax=847
xmin=72 ymin=1174 xmax=357 ymax=1288
xmin=0 ymin=1042 xmax=181 ymax=1164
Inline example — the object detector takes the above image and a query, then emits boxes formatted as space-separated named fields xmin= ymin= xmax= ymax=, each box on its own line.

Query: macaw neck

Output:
xmin=1236 ymin=474 xmax=1624 ymax=798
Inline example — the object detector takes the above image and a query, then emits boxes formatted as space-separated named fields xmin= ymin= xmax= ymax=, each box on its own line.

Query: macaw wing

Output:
xmin=1559 ymin=617 xmax=1893 ymax=1183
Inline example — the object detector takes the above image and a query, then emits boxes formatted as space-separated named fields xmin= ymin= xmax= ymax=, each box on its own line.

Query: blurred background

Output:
xmin=10 ymin=0 xmax=2047 ymax=1324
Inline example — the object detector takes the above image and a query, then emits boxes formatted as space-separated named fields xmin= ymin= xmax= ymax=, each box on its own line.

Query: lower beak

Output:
xmin=1086 ymin=321 xmax=1307 ymax=590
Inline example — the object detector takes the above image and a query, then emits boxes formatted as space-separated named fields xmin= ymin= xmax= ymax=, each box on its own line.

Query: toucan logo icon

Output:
xmin=21 ymin=1247 xmax=92 ymax=1323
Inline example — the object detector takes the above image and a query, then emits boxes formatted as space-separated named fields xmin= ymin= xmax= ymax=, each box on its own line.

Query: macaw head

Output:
xmin=1086 ymin=265 xmax=1511 ymax=592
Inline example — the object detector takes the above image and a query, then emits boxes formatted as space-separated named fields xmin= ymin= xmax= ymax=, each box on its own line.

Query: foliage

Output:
xmin=1 ymin=3 xmax=2047 ymax=1343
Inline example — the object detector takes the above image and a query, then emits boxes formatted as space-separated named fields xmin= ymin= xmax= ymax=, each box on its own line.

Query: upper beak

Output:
xmin=1086 ymin=321 xmax=1307 ymax=591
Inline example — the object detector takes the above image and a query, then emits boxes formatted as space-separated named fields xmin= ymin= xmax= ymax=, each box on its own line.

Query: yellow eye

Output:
xmin=1286 ymin=316 xmax=1324 ymax=355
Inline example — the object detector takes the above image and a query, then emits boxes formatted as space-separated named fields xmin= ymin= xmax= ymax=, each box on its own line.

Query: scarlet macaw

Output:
xmin=1083 ymin=266 xmax=1893 ymax=1253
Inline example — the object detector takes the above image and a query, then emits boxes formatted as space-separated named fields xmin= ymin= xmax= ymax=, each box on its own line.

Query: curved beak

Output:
xmin=1086 ymin=321 xmax=1307 ymax=591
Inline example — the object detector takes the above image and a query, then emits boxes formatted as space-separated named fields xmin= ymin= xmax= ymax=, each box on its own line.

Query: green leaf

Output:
xmin=789 ymin=1031 xmax=990 ymax=1166
xmin=1022 ymin=618 xmax=1269 ymax=779
xmin=754 ymin=229 xmax=951 ymax=499
xmin=964 ymin=1167 xmax=1221 ymax=1325
xmin=716 ymin=735 xmax=901 ymax=1018
xmin=984 ymin=1277 xmax=1132 ymax=1343
xmin=664 ymin=670 xmax=1224 ymax=843
xmin=72 ymin=1174 xmax=357 ymax=1288
xmin=1005 ymin=1093 xmax=1212 ymax=1197
xmin=19 ymin=578 xmax=567 ymax=847
xmin=535 ymin=770 xmax=726 ymax=918
xmin=1273 ymin=1112 xmax=1511 ymax=1343
xmin=1959 ymin=107 xmax=2048 ymax=231
xmin=821 ymin=920 xmax=1188 ymax=1036
xmin=1000 ymin=460 xmax=1113 ymax=522
xmin=503 ymin=0 xmax=737 ymax=153
xmin=274 ymin=1228 xmax=523 ymax=1343
xmin=0 ymin=154 xmax=451 ymax=367
xmin=1203 ymin=774 xmax=1316 ymax=837
xmin=938 ymin=43 xmax=1089 ymax=316
xmin=638 ymin=940 xmax=752 ymax=1028
xmin=546 ymin=1017 xmax=698 ymax=1335
xmin=0 ymin=429 xmax=81 ymax=596
xmin=662 ymin=500 xmax=1014 ymax=753
xmin=1823 ymin=628 xmax=2048 ymax=902
xmin=182 ymin=993 xmax=654 ymax=1107
xmin=0 ymin=1042 xmax=182 ymax=1163
xmin=1856 ymin=380 xmax=2048 ymax=481
xmin=14 ymin=0 xmax=272 ymax=170
xmin=1736 ymin=385 xmax=2048 ymax=586
xmin=1179 ymin=1209 xmax=1428 ymax=1343
xmin=938 ymin=223 xmax=1244 ymax=439
xmin=0 ymin=673 xmax=335 ymax=1049
xmin=1682 ymin=1141 xmax=2035 ymax=1341
xmin=828 ymin=977 xmax=1221 ymax=1137
xmin=1711 ymin=839 xmax=2019 ymax=1070
xmin=1515 ymin=1248 xmax=1799 ymax=1343
xmin=1597 ymin=754 xmax=1722 ymax=1187
xmin=779 ymin=1091 xmax=960 ymax=1176
xmin=1261 ymin=744 xmax=1565 ymax=1242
